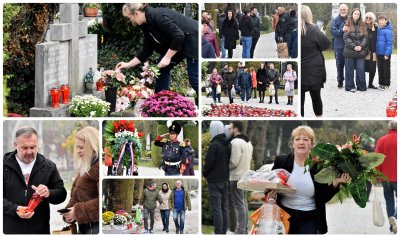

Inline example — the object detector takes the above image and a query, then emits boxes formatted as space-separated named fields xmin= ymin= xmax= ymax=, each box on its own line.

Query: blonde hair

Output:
xmin=365 ymin=12 xmax=377 ymax=23
xmin=123 ymin=3 xmax=146 ymax=16
xmin=74 ymin=126 xmax=99 ymax=175
xmin=289 ymin=125 xmax=316 ymax=148
xmin=301 ymin=5 xmax=314 ymax=36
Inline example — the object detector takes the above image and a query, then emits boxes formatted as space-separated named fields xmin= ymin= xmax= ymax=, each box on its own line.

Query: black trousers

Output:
xmin=250 ymin=36 xmax=260 ymax=58
xmin=301 ymin=87 xmax=323 ymax=117
xmin=377 ymin=55 xmax=391 ymax=86
xmin=281 ymin=206 xmax=318 ymax=234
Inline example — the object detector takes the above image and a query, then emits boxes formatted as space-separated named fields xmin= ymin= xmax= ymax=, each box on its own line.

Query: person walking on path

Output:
xmin=221 ymin=10 xmax=239 ymax=59
xmin=301 ymin=5 xmax=330 ymax=117
xmin=239 ymin=9 xmax=253 ymax=59
xmin=140 ymin=182 xmax=163 ymax=234
xmin=169 ymin=180 xmax=192 ymax=234
xmin=343 ymin=8 xmax=368 ymax=92
xmin=267 ymin=63 xmax=281 ymax=104
xmin=250 ymin=7 xmax=261 ymax=58
xmin=331 ymin=4 xmax=348 ymax=88
xmin=229 ymin=121 xmax=253 ymax=234
xmin=256 ymin=63 xmax=268 ymax=103
xmin=375 ymin=120 xmax=397 ymax=234
xmin=202 ymin=20 xmax=221 ymax=58
xmin=159 ymin=183 xmax=172 ymax=233
xmin=203 ymin=121 xmax=231 ymax=234
xmin=376 ymin=15 xmax=393 ymax=91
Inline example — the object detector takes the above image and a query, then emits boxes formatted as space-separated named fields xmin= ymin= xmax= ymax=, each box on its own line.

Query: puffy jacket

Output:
xmin=376 ymin=22 xmax=393 ymax=56
xmin=343 ymin=23 xmax=369 ymax=58
xmin=3 ymin=151 xmax=67 ymax=234
xmin=209 ymin=73 xmax=223 ymax=88
xmin=226 ymin=71 xmax=237 ymax=89
xmin=141 ymin=188 xmax=163 ymax=210
xmin=331 ymin=15 xmax=347 ymax=49
xmin=203 ymin=134 xmax=231 ymax=183
xmin=276 ymin=12 xmax=291 ymax=38
xmin=238 ymin=72 xmax=252 ymax=89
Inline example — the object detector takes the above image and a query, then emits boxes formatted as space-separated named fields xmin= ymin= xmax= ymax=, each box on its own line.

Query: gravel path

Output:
xmin=303 ymin=57 xmax=397 ymax=117
xmin=232 ymin=32 xmax=278 ymax=59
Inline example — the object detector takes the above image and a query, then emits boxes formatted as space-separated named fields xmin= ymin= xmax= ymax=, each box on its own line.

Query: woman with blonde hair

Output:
xmin=300 ymin=5 xmax=330 ymax=117
xmin=364 ymin=12 xmax=378 ymax=89
xmin=268 ymin=125 xmax=351 ymax=234
xmin=62 ymin=126 xmax=99 ymax=234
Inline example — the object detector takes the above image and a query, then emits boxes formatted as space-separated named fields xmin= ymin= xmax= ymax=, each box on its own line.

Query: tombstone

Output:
xmin=30 ymin=3 xmax=102 ymax=117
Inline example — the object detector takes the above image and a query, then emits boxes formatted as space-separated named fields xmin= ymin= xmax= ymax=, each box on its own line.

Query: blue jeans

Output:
xmin=173 ymin=209 xmax=185 ymax=232
xmin=289 ymin=30 xmax=298 ymax=58
xmin=345 ymin=57 xmax=366 ymax=91
xmin=221 ymin=36 xmax=226 ymax=59
xmin=160 ymin=209 xmax=170 ymax=229
xmin=208 ymin=182 xmax=229 ymax=234
xmin=382 ymin=182 xmax=397 ymax=219
xmin=241 ymin=37 xmax=252 ymax=58
xmin=156 ymin=57 xmax=199 ymax=97
xmin=240 ymin=87 xmax=251 ymax=102
xmin=212 ymin=87 xmax=221 ymax=103
xmin=334 ymin=48 xmax=345 ymax=83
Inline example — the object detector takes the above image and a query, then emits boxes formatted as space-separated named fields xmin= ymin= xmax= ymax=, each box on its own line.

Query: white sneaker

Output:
xmin=389 ymin=216 xmax=397 ymax=234
xmin=350 ymin=89 xmax=356 ymax=93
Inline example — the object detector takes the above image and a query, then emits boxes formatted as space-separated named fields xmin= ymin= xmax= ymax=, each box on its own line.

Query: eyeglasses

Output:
xmin=365 ymin=16 xmax=372 ymax=19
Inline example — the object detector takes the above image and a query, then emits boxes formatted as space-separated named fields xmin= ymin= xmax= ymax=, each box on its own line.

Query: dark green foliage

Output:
xmin=151 ymin=125 xmax=168 ymax=167
xmin=201 ymin=132 xmax=212 ymax=225
xmin=260 ymin=16 xmax=272 ymax=32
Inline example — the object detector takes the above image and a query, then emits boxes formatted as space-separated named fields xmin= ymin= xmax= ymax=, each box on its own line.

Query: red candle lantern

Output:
xmin=50 ymin=87 xmax=61 ymax=108
xmin=60 ymin=85 xmax=70 ymax=104
xmin=96 ymin=80 xmax=104 ymax=91
xmin=26 ymin=193 xmax=43 ymax=212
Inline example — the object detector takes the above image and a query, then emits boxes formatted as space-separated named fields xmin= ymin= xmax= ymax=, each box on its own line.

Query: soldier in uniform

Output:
xmin=154 ymin=121 xmax=183 ymax=176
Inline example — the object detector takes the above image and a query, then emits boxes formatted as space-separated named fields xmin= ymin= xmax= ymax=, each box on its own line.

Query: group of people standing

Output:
xmin=139 ymin=180 xmax=192 ymax=234
xmin=208 ymin=62 xmax=297 ymax=105
xmin=301 ymin=4 xmax=393 ymax=117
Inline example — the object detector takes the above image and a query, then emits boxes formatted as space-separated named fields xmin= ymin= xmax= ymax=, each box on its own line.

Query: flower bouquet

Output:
xmin=140 ymin=90 xmax=197 ymax=117
xmin=113 ymin=214 xmax=128 ymax=225
xmin=140 ymin=62 xmax=160 ymax=88
xmin=69 ymin=95 xmax=110 ymax=117
xmin=306 ymin=133 xmax=387 ymax=208
xmin=102 ymin=211 xmax=115 ymax=224
xmin=115 ymin=210 xmax=132 ymax=223
xmin=104 ymin=120 xmax=144 ymax=176
xmin=100 ymin=70 xmax=126 ymax=89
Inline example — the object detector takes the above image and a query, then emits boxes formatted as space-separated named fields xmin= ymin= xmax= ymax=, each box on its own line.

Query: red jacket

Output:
xmin=375 ymin=130 xmax=397 ymax=182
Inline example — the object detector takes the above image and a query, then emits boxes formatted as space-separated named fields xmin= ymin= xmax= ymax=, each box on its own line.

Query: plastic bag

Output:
xmin=135 ymin=209 xmax=142 ymax=225
xmin=237 ymin=168 xmax=295 ymax=193
xmin=216 ymin=84 xmax=221 ymax=94
xmin=231 ymin=87 xmax=236 ymax=97
xmin=285 ymin=81 xmax=290 ymax=92
xmin=372 ymin=186 xmax=385 ymax=227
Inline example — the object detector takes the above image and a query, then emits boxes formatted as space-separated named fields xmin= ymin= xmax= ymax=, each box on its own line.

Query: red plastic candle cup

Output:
xmin=60 ymin=85 xmax=70 ymax=104
xmin=50 ymin=88 xmax=61 ymax=108
xmin=96 ymin=80 xmax=104 ymax=91
xmin=26 ymin=192 xmax=43 ymax=212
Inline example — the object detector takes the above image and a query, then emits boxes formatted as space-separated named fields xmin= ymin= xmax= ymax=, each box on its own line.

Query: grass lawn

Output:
xmin=137 ymin=160 xmax=199 ymax=170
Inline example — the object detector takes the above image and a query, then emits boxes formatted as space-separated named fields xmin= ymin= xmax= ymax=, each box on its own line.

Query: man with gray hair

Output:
xmin=169 ymin=180 xmax=191 ymax=234
xmin=331 ymin=4 xmax=348 ymax=88
xmin=375 ymin=120 xmax=397 ymax=234
xmin=3 ymin=126 xmax=67 ymax=234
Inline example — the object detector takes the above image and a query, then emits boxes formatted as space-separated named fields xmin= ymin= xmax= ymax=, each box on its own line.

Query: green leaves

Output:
xmin=311 ymin=143 xmax=339 ymax=161
xmin=314 ymin=166 xmax=338 ymax=185
xmin=338 ymin=159 xmax=359 ymax=179
xmin=359 ymin=153 xmax=385 ymax=168
xmin=348 ymin=176 xmax=367 ymax=208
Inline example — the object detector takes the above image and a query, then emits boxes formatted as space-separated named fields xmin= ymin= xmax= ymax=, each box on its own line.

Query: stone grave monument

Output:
xmin=30 ymin=3 xmax=103 ymax=117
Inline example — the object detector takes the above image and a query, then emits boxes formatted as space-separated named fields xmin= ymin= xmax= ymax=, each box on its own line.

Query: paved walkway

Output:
xmin=303 ymin=57 xmax=397 ymax=117
xmin=232 ymin=32 xmax=278 ymax=59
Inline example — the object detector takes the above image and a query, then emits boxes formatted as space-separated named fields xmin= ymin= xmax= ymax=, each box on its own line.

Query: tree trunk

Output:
xmin=106 ymin=179 xmax=134 ymax=212
xmin=276 ymin=126 xmax=283 ymax=156
xmin=134 ymin=179 xmax=145 ymax=204
xmin=247 ymin=121 xmax=268 ymax=170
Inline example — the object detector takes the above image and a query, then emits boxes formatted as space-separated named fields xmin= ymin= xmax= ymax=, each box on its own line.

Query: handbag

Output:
xmin=230 ymin=87 xmax=236 ymax=97
xmin=268 ymin=84 xmax=275 ymax=96
xmin=277 ymin=41 xmax=289 ymax=58
xmin=284 ymin=81 xmax=290 ymax=92
xmin=52 ymin=224 xmax=77 ymax=235
xmin=372 ymin=186 xmax=385 ymax=227
xmin=216 ymin=84 xmax=221 ymax=94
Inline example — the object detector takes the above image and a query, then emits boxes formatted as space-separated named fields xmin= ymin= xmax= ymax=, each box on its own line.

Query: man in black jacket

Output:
xmin=239 ymin=9 xmax=253 ymax=58
xmin=275 ymin=7 xmax=291 ymax=45
xmin=250 ymin=7 xmax=261 ymax=58
xmin=203 ymin=121 xmax=231 ymax=234
xmin=3 ymin=127 xmax=67 ymax=234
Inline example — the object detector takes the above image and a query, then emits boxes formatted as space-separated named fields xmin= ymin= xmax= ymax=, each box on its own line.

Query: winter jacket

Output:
xmin=140 ymin=188 xmax=163 ymax=210
xmin=276 ymin=12 xmax=291 ymax=38
xmin=267 ymin=69 xmax=280 ymax=85
xmin=250 ymin=71 xmax=257 ymax=88
xmin=250 ymin=14 xmax=261 ymax=38
xmin=301 ymin=23 xmax=330 ymax=89
xmin=221 ymin=19 xmax=239 ymax=50
xmin=209 ymin=73 xmax=223 ymax=88
xmin=66 ymin=161 xmax=99 ymax=225
xmin=239 ymin=15 xmax=254 ymax=37
xmin=168 ymin=187 xmax=192 ymax=210
xmin=238 ymin=71 xmax=252 ymax=89
xmin=203 ymin=31 xmax=220 ymax=57
xmin=159 ymin=189 xmax=172 ymax=210
xmin=272 ymin=153 xmax=339 ymax=234
xmin=226 ymin=71 xmax=237 ymax=89
xmin=376 ymin=22 xmax=393 ymax=56
xmin=331 ymin=15 xmax=347 ymax=49
xmin=137 ymin=6 xmax=198 ymax=63
xmin=375 ymin=130 xmax=397 ymax=182
xmin=202 ymin=37 xmax=216 ymax=58
xmin=203 ymin=134 xmax=231 ymax=183
xmin=229 ymin=134 xmax=253 ymax=181
xmin=256 ymin=68 xmax=268 ymax=91
xmin=366 ymin=23 xmax=378 ymax=53
xmin=221 ymin=67 xmax=229 ymax=88
xmin=3 ymin=151 xmax=67 ymax=234
xmin=343 ymin=23 xmax=369 ymax=58
xmin=283 ymin=70 xmax=297 ymax=90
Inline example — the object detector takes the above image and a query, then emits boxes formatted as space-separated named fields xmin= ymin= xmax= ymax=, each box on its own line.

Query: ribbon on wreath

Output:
xmin=128 ymin=142 xmax=135 ymax=176
xmin=115 ymin=142 xmax=128 ymax=175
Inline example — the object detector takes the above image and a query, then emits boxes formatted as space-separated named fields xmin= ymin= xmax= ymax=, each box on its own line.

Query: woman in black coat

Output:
xmin=256 ymin=63 xmax=267 ymax=103
xmin=269 ymin=125 xmax=351 ymax=234
xmin=116 ymin=4 xmax=198 ymax=98
xmin=226 ymin=66 xmax=237 ymax=104
xmin=301 ymin=5 xmax=330 ymax=117
xmin=221 ymin=10 xmax=239 ymax=58
xmin=364 ymin=12 xmax=378 ymax=89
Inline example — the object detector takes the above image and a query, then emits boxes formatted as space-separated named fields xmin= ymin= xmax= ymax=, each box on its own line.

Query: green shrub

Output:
xmin=260 ymin=16 xmax=271 ymax=32
xmin=201 ymin=132 xmax=212 ymax=225
xmin=151 ymin=125 xmax=169 ymax=167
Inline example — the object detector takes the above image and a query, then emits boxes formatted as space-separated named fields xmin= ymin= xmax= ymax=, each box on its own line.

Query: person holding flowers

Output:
xmin=116 ymin=3 xmax=198 ymax=101
xmin=268 ymin=125 xmax=352 ymax=234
